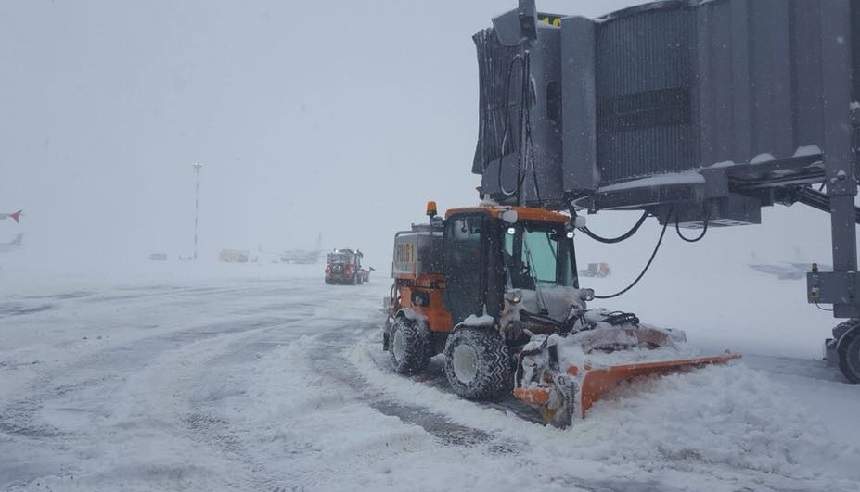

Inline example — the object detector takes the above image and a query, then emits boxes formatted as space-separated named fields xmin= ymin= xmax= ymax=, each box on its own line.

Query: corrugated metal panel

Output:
xmin=595 ymin=5 xmax=698 ymax=183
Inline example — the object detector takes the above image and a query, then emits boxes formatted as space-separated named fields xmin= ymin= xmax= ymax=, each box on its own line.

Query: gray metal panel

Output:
xmin=789 ymin=0 xmax=825 ymax=150
xmin=728 ymin=0 xmax=753 ymax=164
xmin=697 ymin=0 xmax=750 ymax=166
xmin=522 ymin=24 xmax=564 ymax=206
xmin=808 ymin=271 xmax=860 ymax=307
xmin=749 ymin=0 xmax=793 ymax=158
xmin=594 ymin=4 xmax=698 ymax=183
xmin=560 ymin=16 xmax=598 ymax=193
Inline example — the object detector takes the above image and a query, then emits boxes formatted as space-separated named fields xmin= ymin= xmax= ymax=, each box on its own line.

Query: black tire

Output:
xmin=837 ymin=329 xmax=860 ymax=384
xmin=389 ymin=318 xmax=431 ymax=374
xmin=443 ymin=327 xmax=512 ymax=400
xmin=833 ymin=319 xmax=858 ymax=340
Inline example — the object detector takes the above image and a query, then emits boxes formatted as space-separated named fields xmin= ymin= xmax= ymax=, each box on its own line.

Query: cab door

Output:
xmin=443 ymin=213 xmax=486 ymax=325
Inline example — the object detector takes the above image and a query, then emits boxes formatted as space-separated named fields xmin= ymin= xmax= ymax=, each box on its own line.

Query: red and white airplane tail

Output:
xmin=2 ymin=210 xmax=22 ymax=223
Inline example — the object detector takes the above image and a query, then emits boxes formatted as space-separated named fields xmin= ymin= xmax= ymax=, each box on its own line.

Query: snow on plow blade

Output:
xmin=513 ymin=352 xmax=741 ymax=428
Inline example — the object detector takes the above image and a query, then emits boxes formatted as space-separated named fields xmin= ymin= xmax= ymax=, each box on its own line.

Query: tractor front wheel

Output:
xmin=443 ymin=327 xmax=512 ymax=400
xmin=389 ymin=318 xmax=430 ymax=374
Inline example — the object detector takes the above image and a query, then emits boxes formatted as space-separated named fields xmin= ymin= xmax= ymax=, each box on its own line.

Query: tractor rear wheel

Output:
xmin=836 ymin=321 xmax=860 ymax=383
xmin=389 ymin=318 xmax=430 ymax=374
xmin=443 ymin=327 xmax=512 ymax=400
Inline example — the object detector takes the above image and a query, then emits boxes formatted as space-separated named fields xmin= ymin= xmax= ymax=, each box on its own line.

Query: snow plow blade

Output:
xmin=513 ymin=352 xmax=741 ymax=428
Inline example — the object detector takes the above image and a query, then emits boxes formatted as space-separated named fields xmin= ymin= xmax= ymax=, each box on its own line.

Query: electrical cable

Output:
xmin=577 ymin=210 xmax=650 ymax=244
xmin=594 ymin=209 xmax=672 ymax=299
xmin=498 ymin=53 xmax=525 ymax=198
xmin=675 ymin=207 xmax=710 ymax=243
xmin=496 ymin=47 xmax=539 ymax=204
xmin=519 ymin=50 xmax=542 ymax=204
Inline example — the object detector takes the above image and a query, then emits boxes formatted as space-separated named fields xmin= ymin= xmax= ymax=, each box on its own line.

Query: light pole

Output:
xmin=192 ymin=162 xmax=204 ymax=260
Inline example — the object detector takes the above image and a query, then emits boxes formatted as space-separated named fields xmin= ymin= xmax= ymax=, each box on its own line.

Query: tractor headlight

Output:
xmin=506 ymin=290 xmax=522 ymax=304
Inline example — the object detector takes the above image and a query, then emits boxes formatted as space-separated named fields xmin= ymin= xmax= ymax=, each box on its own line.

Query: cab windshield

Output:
xmin=503 ymin=222 xmax=576 ymax=289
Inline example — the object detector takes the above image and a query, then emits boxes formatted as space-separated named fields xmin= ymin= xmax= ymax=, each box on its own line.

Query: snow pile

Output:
xmin=597 ymin=171 xmax=705 ymax=193
xmin=352 ymin=329 xmax=860 ymax=490
xmin=559 ymin=340 xmax=700 ymax=368
xmin=460 ymin=313 xmax=494 ymax=326
xmin=579 ymin=363 xmax=860 ymax=480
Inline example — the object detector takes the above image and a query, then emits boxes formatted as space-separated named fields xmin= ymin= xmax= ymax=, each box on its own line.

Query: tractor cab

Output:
xmin=441 ymin=206 xmax=586 ymax=332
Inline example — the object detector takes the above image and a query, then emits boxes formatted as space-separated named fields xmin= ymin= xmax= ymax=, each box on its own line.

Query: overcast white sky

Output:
xmin=0 ymin=0 xmax=840 ymax=277
xmin=0 ymin=0 xmax=648 ymax=266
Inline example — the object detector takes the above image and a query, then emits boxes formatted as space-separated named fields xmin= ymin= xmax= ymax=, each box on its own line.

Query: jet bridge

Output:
xmin=472 ymin=0 xmax=860 ymax=379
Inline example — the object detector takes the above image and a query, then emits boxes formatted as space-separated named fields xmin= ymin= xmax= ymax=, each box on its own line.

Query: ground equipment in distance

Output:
xmin=579 ymin=262 xmax=610 ymax=278
xmin=326 ymin=248 xmax=371 ymax=285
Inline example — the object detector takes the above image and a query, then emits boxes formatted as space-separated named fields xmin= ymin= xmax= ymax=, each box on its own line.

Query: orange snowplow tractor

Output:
xmin=394 ymin=273 xmax=453 ymax=332
xmin=574 ymin=353 xmax=742 ymax=417
xmin=444 ymin=207 xmax=570 ymax=224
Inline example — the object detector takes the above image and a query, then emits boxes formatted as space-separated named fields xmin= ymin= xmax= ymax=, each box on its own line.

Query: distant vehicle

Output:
xmin=579 ymin=262 xmax=611 ymax=278
xmin=0 ymin=234 xmax=22 ymax=253
xmin=280 ymin=249 xmax=322 ymax=264
xmin=325 ymin=248 xmax=372 ymax=284
xmin=0 ymin=210 xmax=22 ymax=223
xmin=280 ymin=233 xmax=323 ymax=264
xmin=148 ymin=252 xmax=168 ymax=261
xmin=219 ymin=249 xmax=250 ymax=263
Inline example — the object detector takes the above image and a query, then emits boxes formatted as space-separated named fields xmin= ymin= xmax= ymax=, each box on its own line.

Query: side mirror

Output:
xmin=369 ymin=267 xmax=376 ymax=272
xmin=579 ymin=288 xmax=595 ymax=302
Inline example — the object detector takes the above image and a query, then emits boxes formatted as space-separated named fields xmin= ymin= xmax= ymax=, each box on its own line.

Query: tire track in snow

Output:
xmin=306 ymin=323 xmax=523 ymax=452
xmin=0 ymin=281 xmax=314 ymax=489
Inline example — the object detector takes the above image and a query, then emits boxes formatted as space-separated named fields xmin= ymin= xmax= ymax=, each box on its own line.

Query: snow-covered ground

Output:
xmin=2 ymin=263 xmax=860 ymax=491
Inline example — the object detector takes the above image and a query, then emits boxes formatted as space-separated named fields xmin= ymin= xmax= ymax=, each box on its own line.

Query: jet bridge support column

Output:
xmin=806 ymin=0 xmax=860 ymax=318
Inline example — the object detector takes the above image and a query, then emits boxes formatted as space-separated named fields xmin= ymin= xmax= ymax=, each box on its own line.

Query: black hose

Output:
xmin=675 ymin=208 xmax=710 ymax=243
xmin=498 ymin=54 xmax=524 ymax=198
xmin=497 ymin=48 xmax=538 ymax=205
xmin=594 ymin=210 xmax=672 ymax=299
xmin=520 ymin=51 xmax=541 ymax=204
xmin=578 ymin=210 xmax=650 ymax=244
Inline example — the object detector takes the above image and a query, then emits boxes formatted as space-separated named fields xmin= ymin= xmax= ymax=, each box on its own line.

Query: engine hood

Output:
xmin=516 ymin=285 xmax=588 ymax=322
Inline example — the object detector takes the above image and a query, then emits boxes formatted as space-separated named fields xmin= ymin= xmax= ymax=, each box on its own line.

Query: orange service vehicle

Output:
xmin=383 ymin=202 xmax=738 ymax=427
